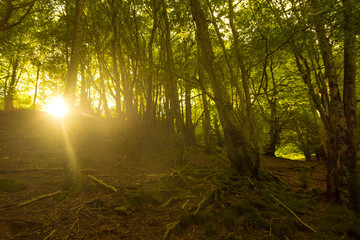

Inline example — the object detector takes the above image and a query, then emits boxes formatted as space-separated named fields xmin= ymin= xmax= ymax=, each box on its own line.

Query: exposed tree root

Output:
xmin=270 ymin=193 xmax=317 ymax=233
xmin=17 ymin=190 xmax=62 ymax=207
xmin=182 ymin=199 xmax=190 ymax=210
xmin=163 ymin=220 xmax=180 ymax=240
xmin=64 ymin=218 xmax=79 ymax=240
xmin=171 ymin=170 xmax=190 ymax=188
xmin=43 ymin=229 xmax=57 ymax=240
xmin=161 ymin=197 xmax=177 ymax=208
xmin=193 ymin=188 xmax=223 ymax=214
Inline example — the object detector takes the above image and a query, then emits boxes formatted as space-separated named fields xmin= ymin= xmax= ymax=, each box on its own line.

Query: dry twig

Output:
xmin=17 ymin=190 xmax=62 ymax=207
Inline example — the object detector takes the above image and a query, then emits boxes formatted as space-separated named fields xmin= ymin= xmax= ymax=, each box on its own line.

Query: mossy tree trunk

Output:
xmin=310 ymin=0 xmax=359 ymax=211
xmin=190 ymin=0 xmax=260 ymax=177
xmin=199 ymin=61 xmax=216 ymax=154
xmin=292 ymin=0 xmax=359 ymax=211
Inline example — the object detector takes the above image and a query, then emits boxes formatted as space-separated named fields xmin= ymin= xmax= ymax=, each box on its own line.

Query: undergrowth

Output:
xmin=160 ymin=168 xmax=360 ymax=240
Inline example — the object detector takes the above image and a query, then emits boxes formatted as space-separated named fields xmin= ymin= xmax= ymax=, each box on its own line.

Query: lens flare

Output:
xmin=46 ymin=98 xmax=68 ymax=118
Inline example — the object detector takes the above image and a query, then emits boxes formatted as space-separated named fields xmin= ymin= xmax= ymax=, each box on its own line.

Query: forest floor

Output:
xmin=0 ymin=110 xmax=359 ymax=240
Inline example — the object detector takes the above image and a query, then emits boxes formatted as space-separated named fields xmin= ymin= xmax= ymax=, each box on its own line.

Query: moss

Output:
xmin=127 ymin=190 xmax=162 ymax=205
xmin=219 ymin=233 xmax=240 ymax=240
xmin=214 ymin=209 xmax=238 ymax=231
xmin=158 ymin=174 xmax=188 ymax=191
xmin=179 ymin=213 xmax=211 ymax=226
xmin=242 ymin=211 xmax=268 ymax=230
xmin=311 ymin=187 xmax=325 ymax=197
xmin=205 ymin=223 xmax=218 ymax=237
xmin=233 ymin=202 xmax=257 ymax=217
xmin=114 ymin=204 xmax=133 ymax=216
xmin=244 ymin=195 xmax=268 ymax=211
xmin=270 ymin=217 xmax=297 ymax=239
xmin=190 ymin=183 xmax=207 ymax=194
xmin=0 ymin=178 xmax=27 ymax=192
xmin=315 ymin=205 xmax=360 ymax=239
xmin=181 ymin=168 xmax=210 ymax=179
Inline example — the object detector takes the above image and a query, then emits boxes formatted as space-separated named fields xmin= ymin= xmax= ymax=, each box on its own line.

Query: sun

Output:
xmin=46 ymin=97 xmax=68 ymax=118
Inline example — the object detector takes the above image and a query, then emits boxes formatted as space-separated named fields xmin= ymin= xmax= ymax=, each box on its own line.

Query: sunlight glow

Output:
xmin=46 ymin=98 xmax=68 ymax=118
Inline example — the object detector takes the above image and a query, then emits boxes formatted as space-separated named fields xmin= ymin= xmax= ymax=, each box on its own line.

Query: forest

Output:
xmin=0 ymin=0 xmax=360 ymax=239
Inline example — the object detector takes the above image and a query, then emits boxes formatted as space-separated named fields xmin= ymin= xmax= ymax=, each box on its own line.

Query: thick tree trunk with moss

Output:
xmin=190 ymin=0 xmax=259 ymax=177
xmin=304 ymin=0 xmax=359 ymax=210
xmin=342 ymin=0 xmax=359 ymax=211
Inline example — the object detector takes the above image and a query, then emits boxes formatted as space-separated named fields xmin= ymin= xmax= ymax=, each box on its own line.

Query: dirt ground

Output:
xmin=0 ymin=110 xmax=358 ymax=240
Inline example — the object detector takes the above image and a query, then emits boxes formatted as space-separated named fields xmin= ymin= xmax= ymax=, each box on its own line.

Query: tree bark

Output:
xmin=162 ymin=0 xmax=185 ymax=135
xmin=62 ymin=0 xmax=84 ymax=192
xmin=63 ymin=0 xmax=84 ymax=108
xmin=4 ymin=58 xmax=19 ymax=112
xmin=341 ymin=0 xmax=359 ymax=211
xmin=32 ymin=64 xmax=40 ymax=110
xmin=79 ymin=64 xmax=90 ymax=112
xmin=307 ymin=0 xmax=359 ymax=210
xmin=111 ymin=14 xmax=123 ymax=118
xmin=199 ymin=60 xmax=216 ymax=154
xmin=144 ymin=0 xmax=159 ymax=125
xmin=190 ymin=0 xmax=260 ymax=177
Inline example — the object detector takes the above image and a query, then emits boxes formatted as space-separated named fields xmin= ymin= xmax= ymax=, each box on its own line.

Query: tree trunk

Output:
xmin=162 ymin=0 xmax=184 ymax=135
xmin=213 ymin=115 xmax=224 ymax=147
xmin=199 ymin=61 xmax=216 ymax=154
xmin=111 ymin=17 xmax=123 ymax=118
xmin=190 ymin=0 xmax=260 ymax=177
xmin=63 ymin=0 xmax=84 ymax=108
xmin=184 ymin=82 xmax=195 ymax=144
xmin=79 ymin=64 xmax=90 ymax=112
xmin=144 ymin=0 xmax=159 ymax=125
xmin=309 ymin=0 xmax=359 ymax=210
xmin=32 ymin=65 xmax=40 ymax=111
xmin=4 ymin=58 xmax=19 ymax=112
xmin=341 ymin=0 xmax=359 ymax=211
xmin=62 ymin=0 xmax=84 ymax=191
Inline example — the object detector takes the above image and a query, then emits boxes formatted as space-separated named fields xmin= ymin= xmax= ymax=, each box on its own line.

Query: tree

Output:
xmin=62 ymin=0 xmax=84 ymax=191
xmin=0 ymin=0 xmax=35 ymax=33
xmin=278 ymin=0 xmax=359 ymax=210
xmin=63 ymin=0 xmax=84 ymax=109
xmin=190 ymin=0 xmax=260 ymax=177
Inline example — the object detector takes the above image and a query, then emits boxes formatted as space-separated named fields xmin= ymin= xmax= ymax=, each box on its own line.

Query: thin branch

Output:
xmin=17 ymin=190 xmax=62 ymax=207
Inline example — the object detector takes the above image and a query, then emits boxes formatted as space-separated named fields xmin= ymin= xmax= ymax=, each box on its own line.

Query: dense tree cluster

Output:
xmin=0 ymin=0 xmax=359 ymax=210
